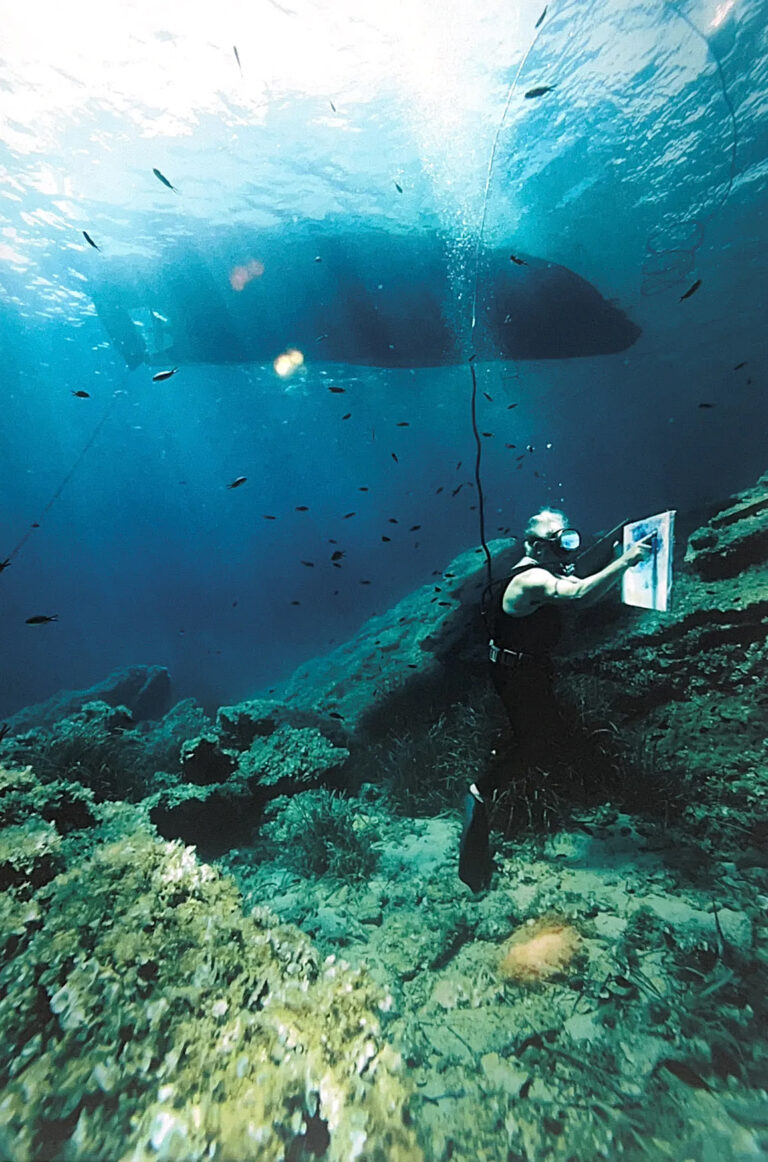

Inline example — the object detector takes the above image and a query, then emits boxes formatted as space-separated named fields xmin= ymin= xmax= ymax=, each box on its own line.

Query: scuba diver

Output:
xmin=459 ymin=508 xmax=653 ymax=892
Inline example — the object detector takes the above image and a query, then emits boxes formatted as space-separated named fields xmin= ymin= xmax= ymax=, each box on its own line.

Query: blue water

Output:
xmin=1 ymin=0 xmax=767 ymax=715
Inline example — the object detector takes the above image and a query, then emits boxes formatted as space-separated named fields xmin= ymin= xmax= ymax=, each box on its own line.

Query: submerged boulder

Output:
xmin=238 ymin=724 xmax=350 ymax=789
xmin=180 ymin=734 xmax=237 ymax=785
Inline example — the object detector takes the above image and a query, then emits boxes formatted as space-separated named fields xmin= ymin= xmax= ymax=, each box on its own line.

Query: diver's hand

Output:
xmin=623 ymin=535 xmax=655 ymax=567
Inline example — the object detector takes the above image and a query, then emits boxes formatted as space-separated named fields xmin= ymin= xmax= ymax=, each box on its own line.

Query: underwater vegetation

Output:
xmin=261 ymin=788 xmax=384 ymax=882
xmin=365 ymin=691 xmax=504 ymax=816
xmin=0 ymin=766 xmax=421 ymax=1162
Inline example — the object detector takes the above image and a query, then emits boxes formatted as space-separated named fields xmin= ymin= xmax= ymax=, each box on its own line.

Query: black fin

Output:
xmin=458 ymin=793 xmax=493 ymax=892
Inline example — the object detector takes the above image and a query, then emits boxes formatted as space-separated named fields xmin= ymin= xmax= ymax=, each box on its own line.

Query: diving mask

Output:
xmin=534 ymin=528 xmax=581 ymax=554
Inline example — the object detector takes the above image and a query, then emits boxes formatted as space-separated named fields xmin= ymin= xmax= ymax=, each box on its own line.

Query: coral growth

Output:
xmin=498 ymin=915 xmax=582 ymax=983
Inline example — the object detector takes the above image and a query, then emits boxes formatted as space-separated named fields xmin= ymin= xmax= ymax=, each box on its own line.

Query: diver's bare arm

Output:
xmin=555 ymin=552 xmax=640 ymax=604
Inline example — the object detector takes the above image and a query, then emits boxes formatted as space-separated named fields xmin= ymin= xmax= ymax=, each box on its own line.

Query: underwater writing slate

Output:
xmin=621 ymin=510 xmax=676 ymax=612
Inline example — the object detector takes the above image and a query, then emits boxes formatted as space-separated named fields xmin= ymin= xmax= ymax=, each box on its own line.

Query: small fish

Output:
xmin=329 ymin=101 xmax=337 ymax=113
xmin=526 ymin=444 xmax=535 ymax=451
xmin=152 ymin=367 xmax=178 ymax=382
xmin=456 ymin=460 xmax=462 ymax=470
xmin=382 ymin=536 xmax=391 ymax=542
xmin=332 ymin=561 xmax=342 ymax=568
xmin=391 ymin=452 xmax=399 ymax=462
xmin=331 ymin=551 xmax=344 ymax=561
xmin=328 ymin=710 xmax=344 ymax=719
xmin=396 ymin=421 xmax=410 ymax=427
xmin=360 ymin=579 xmax=371 ymax=585
xmin=314 ymin=255 xmax=323 ymax=263
xmin=71 ymin=390 xmax=90 ymax=398
xmin=535 ymin=5 xmax=547 ymax=27
xmin=509 ymin=254 xmax=528 ymax=265
xmin=436 ymin=487 xmax=443 ymax=494
xmin=0 ymin=723 xmax=8 ymax=743
xmin=482 ymin=431 xmax=494 ymax=437
xmin=342 ymin=413 xmax=351 ymax=420
xmin=734 ymin=361 xmax=746 ymax=370
xmin=82 ymin=230 xmax=100 ymax=251
xmin=394 ymin=181 xmax=403 ymax=193
xmin=152 ymin=167 xmax=179 ymax=193
xmin=342 ymin=512 xmax=355 ymax=519
xmin=290 ymin=600 xmax=300 ymax=605
xmin=410 ymin=525 xmax=421 ymax=531
xmin=232 ymin=601 xmax=238 ymax=607
xmin=26 ymin=614 xmax=58 ymax=624
xmin=263 ymin=514 xmax=277 ymax=520
xmin=524 ymin=85 xmax=555 ymax=99
xmin=516 ymin=454 xmax=525 ymax=461
xmin=295 ymin=505 xmax=309 ymax=511
xmin=698 ymin=402 xmax=715 ymax=408
xmin=507 ymin=403 xmax=518 ymax=409
xmin=680 ymin=279 xmax=701 ymax=301
xmin=233 ymin=45 xmax=242 ymax=73
xmin=444 ymin=572 xmax=456 ymax=578
xmin=315 ymin=333 xmax=328 ymax=342
xmin=0 ymin=559 xmax=10 ymax=573
xmin=31 ymin=522 xmax=39 ymax=528
xmin=329 ymin=385 xmax=345 ymax=393
xmin=483 ymin=392 xmax=493 ymax=401
xmin=388 ymin=518 xmax=399 ymax=524
xmin=359 ymin=486 xmax=369 ymax=491
xmin=228 ymin=476 xmax=247 ymax=489
xmin=505 ymin=443 xmax=517 ymax=449
xmin=452 ymin=484 xmax=465 ymax=496
xmin=301 ymin=560 xmax=315 ymax=567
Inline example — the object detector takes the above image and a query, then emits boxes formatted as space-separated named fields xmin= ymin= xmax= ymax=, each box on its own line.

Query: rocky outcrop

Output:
xmin=0 ymin=825 xmax=422 ymax=1162
xmin=265 ymin=540 xmax=519 ymax=739
xmin=148 ymin=723 xmax=351 ymax=856
xmin=4 ymin=665 xmax=172 ymax=732
xmin=180 ymin=735 xmax=237 ymax=785
xmin=555 ymin=475 xmax=768 ymax=855
xmin=685 ymin=472 xmax=768 ymax=580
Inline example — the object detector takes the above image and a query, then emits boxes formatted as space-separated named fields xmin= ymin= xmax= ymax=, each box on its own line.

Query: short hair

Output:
xmin=524 ymin=508 xmax=569 ymax=542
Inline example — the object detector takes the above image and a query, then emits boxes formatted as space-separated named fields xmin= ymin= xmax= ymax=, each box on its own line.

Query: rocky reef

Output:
xmin=3 ymin=665 xmax=173 ymax=733
xmin=0 ymin=765 xmax=421 ymax=1162
xmin=2 ymin=473 xmax=768 ymax=1161
xmin=557 ymin=469 xmax=768 ymax=859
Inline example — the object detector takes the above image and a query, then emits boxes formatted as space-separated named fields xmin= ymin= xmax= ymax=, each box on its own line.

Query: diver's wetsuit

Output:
xmin=479 ymin=562 xmax=565 ymax=797
xmin=460 ymin=562 xmax=569 ymax=891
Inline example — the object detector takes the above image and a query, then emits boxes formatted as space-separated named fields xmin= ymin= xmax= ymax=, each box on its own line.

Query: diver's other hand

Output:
xmin=624 ymin=535 xmax=655 ymax=567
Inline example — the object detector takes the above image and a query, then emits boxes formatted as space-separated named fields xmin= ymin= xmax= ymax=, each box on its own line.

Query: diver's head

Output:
xmin=524 ymin=508 xmax=581 ymax=569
